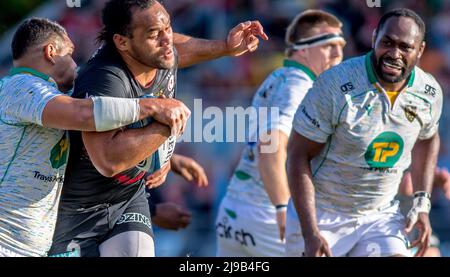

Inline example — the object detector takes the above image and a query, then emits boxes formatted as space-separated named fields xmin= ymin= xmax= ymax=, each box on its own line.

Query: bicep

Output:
xmin=288 ymin=131 xmax=325 ymax=161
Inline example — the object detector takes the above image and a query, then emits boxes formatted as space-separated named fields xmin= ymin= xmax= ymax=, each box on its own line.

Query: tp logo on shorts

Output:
xmin=365 ymin=132 xmax=404 ymax=168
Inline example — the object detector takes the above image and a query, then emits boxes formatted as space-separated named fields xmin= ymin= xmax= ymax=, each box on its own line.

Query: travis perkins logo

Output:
xmin=33 ymin=171 xmax=64 ymax=183
xmin=404 ymin=105 xmax=418 ymax=123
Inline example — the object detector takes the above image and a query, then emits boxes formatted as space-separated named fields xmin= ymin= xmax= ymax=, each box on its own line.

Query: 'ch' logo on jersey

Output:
xmin=365 ymin=132 xmax=404 ymax=168
xmin=50 ymin=133 xmax=69 ymax=169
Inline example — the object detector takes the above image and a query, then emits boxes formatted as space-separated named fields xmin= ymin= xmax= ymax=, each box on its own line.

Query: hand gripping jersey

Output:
xmin=0 ymin=69 xmax=66 ymax=256
xmin=227 ymin=60 xmax=316 ymax=208
xmin=292 ymin=52 xmax=443 ymax=216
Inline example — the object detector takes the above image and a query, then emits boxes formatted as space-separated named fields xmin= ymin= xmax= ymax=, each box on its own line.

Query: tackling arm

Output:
xmin=41 ymin=96 xmax=189 ymax=133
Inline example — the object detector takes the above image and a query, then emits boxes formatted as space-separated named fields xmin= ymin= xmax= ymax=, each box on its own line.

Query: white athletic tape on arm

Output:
xmin=92 ymin=96 xmax=140 ymax=132
xmin=407 ymin=192 xmax=431 ymax=225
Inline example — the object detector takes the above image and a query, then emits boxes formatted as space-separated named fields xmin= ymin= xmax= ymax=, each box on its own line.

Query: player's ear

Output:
xmin=43 ymin=43 xmax=57 ymax=65
xmin=113 ymin=34 xmax=129 ymax=52
xmin=417 ymin=41 xmax=426 ymax=59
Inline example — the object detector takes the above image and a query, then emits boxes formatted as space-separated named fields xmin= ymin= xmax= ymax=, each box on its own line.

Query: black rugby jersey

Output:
xmin=60 ymin=43 xmax=177 ymax=210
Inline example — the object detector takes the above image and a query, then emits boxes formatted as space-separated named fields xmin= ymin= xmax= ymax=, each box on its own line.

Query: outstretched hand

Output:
xmin=226 ymin=21 xmax=269 ymax=57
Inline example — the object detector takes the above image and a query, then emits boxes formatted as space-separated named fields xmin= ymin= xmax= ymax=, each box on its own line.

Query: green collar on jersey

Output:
xmin=9 ymin=67 xmax=57 ymax=86
xmin=283 ymin=59 xmax=317 ymax=81
xmin=365 ymin=51 xmax=415 ymax=87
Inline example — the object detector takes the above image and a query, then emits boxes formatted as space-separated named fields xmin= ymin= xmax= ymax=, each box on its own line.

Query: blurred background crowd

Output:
xmin=0 ymin=0 xmax=449 ymax=256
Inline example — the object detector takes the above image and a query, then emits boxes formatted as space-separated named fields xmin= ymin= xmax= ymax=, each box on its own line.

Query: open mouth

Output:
xmin=381 ymin=59 xmax=403 ymax=75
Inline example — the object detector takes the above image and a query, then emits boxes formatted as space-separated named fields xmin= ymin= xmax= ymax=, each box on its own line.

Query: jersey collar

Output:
xmin=9 ymin=67 xmax=57 ymax=87
xmin=364 ymin=51 xmax=415 ymax=88
xmin=283 ymin=59 xmax=317 ymax=81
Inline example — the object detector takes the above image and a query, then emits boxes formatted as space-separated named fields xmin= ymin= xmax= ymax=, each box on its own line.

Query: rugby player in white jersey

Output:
xmin=215 ymin=10 xmax=345 ymax=257
xmin=0 ymin=18 xmax=190 ymax=257
xmin=286 ymin=8 xmax=442 ymax=257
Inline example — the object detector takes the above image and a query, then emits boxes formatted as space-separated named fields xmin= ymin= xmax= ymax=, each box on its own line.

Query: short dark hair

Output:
xmin=98 ymin=0 xmax=158 ymax=44
xmin=285 ymin=9 xmax=342 ymax=57
xmin=375 ymin=8 xmax=426 ymax=42
xmin=11 ymin=17 xmax=67 ymax=60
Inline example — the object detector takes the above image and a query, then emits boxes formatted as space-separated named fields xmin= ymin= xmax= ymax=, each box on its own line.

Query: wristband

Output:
xmin=413 ymin=191 xmax=431 ymax=199
xmin=275 ymin=204 xmax=288 ymax=212
xmin=407 ymin=191 xmax=431 ymax=225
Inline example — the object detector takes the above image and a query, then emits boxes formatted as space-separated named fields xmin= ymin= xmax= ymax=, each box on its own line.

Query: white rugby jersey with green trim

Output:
xmin=227 ymin=60 xmax=316 ymax=208
xmin=292 ymin=52 xmax=443 ymax=216
xmin=0 ymin=68 xmax=67 ymax=256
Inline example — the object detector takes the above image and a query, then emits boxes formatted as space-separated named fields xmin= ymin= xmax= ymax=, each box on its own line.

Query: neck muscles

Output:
xmin=120 ymin=52 xmax=157 ymax=88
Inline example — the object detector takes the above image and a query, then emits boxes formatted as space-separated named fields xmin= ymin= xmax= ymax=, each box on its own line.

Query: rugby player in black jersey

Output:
xmin=49 ymin=0 xmax=267 ymax=257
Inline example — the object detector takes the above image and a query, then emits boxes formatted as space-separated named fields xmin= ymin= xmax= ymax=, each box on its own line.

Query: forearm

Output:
xmin=42 ymin=96 xmax=96 ymax=131
xmin=259 ymin=150 xmax=290 ymax=206
xmin=174 ymin=33 xmax=228 ymax=68
xmin=287 ymin=154 xmax=320 ymax=237
xmin=411 ymin=133 xmax=440 ymax=194
xmin=83 ymin=122 xmax=171 ymax=177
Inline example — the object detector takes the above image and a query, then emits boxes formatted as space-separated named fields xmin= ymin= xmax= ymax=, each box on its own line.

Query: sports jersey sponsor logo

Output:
xmin=340 ymin=82 xmax=355 ymax=94
xmin=116 ymin=212 xmax=152 ymax=229
xmin=360 ymin=167 xmax=398 ymax=174
xmin=50 ymin=133 xmax=69 ymax=169
xmin=216 ymin=216 xmax=256 ymax=247
xmin=424 ymin=84 xmax=436 ymax=97
xmin=33 ymin=171 xmax=64 ymax=183
xmin=404 ymin=105 xmax=418 ymax=123
xmin=168 ymin=74 xmax=175 ymax=92
xmin=364 ymin=132 xmax=404 ymax=168
xmin=301 ymin=106 xmax=320 ymax=128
